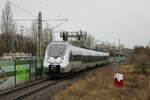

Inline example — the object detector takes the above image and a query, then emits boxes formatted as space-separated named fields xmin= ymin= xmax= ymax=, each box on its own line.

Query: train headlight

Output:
xmin=47 ymin=57 xmax=50 ymax=62
xmin=60 ymin=57 xmax=64 ymax=63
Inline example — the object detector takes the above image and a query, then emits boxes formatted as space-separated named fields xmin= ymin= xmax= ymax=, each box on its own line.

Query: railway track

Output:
xmin=0 ymin=76 xmax=74 ymax=100
xmin=0 ymin=65 xmax=108 ymax=100
xmin=14 ymin=80 xmax=64 ymax=100
xmin=0 ymin=78 xmax=53 ymax=100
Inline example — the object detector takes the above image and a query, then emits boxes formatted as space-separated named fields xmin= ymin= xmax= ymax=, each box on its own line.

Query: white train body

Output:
xmin=43 ymin=41 xmax=109 ymax=76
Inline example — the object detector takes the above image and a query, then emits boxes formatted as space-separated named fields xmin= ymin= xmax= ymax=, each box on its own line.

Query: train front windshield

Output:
xmin=48 ymin=44 xmax=66 ymax=57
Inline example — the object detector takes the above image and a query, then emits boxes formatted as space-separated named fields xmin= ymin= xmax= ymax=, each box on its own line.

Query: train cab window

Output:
xmin=48 ymin=44 xmax=66 ymax=57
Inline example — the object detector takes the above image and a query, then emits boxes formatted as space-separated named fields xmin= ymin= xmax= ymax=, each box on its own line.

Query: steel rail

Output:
xmin=14 ymin=79 xmax=64 ymax=100
xmin=0 ymin=78 xmax=49 ymax=96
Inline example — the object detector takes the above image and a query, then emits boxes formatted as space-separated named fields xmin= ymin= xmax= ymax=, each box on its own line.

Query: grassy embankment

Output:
xmin=52 ymin=64 xmax=150 ymax=100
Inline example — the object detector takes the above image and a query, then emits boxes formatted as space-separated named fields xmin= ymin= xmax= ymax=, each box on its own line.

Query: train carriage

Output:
xmin=43 ymin=41 xmax=109 ymax=77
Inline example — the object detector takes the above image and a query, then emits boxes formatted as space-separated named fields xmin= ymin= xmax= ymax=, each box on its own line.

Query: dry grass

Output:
xmin=52 ymin=65 xmax=150 ymax=100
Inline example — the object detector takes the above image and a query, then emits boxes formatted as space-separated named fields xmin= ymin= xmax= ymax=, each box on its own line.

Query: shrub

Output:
xmin=127 ymin=46 xmax=150 ymax=74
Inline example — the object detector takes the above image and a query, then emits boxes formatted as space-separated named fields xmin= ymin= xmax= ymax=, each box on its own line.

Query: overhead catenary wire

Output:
xmin=14 ymin=0 xmax=67 ymax=21
xmin=5 ymin=0 xmax=68 ymax=35
xmin=37 ymin=0 xmax=65 ymax=19
xmin=36 ymin=0 xmax=78 ymax=29
xmin=52 ymin=19 xmax=68 ymax=30
xmin=4 ymin=0 xmax=76 ymax=31
xmin=42 ymin=18 xmax=68 ymax=22
xmin=7 ymin=0 xmax=37 ymax=18
xmin=13 ymin=18 xmax=69 ymax=22
xmin=34 ymin=0 xmax=69 ymax=30
xmin=13 ymin=19 xmax=37 ymax=21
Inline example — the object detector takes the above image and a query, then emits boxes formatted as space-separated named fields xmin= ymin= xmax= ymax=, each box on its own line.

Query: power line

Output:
xmin=52 ymin=19 xmax=68 ymax=30
xmin=42 ymin=18 xmax=68 ymax=30
xmin=8 ymin=0 xmax=37 ymax=18
xmin=13 ymin=19 xmax=37 ymax=21
xmin=38 ymin=0 xmax=65 ymax=18
xmin=36 ymin=0 xmax=69 ymax=29
xmin=42 ymin=18 xmax=68 ymax=21
xmin=37 ymin=0 xmax=78 ymax=29
xmin=13 ymin=18 xmax=68 ymax=22
xmin=6 ymin=1 xmax=68 ymax=33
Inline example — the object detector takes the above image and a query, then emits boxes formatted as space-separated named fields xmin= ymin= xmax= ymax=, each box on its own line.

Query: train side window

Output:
xmin=74 ymin=55 xmax=81 ymax=61
xmin=69 ymin=52 xmax=82 ymax=61
xmin=82 ymin=55 xmax=86 ymax=62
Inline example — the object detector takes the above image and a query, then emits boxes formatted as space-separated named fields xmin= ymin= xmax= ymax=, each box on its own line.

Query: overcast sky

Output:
xmin=0 ymin=0 xmax=150 ymax=48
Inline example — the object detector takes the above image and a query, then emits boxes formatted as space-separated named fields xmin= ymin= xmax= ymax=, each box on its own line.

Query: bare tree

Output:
xmin=30 ymin=20 xmax=38 ymax=42
xmin=0 ymin=1 xmax=16 ymax=54
xmin=80 ymin=34 xmax=94 ymax=48
xmin=43 ymin=24 xmax=49 ymax=46
xmin=42 ymin=23 xmax=54 ymax=55
xmin=49 ymin=29 xmax=53 ymax=43
xmin=1 ymin=1 xmax=15 ymax=35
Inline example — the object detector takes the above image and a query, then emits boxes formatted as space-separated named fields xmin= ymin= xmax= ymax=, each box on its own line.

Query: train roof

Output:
xmin=49 ymin=41 xmax=109 ymax=56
